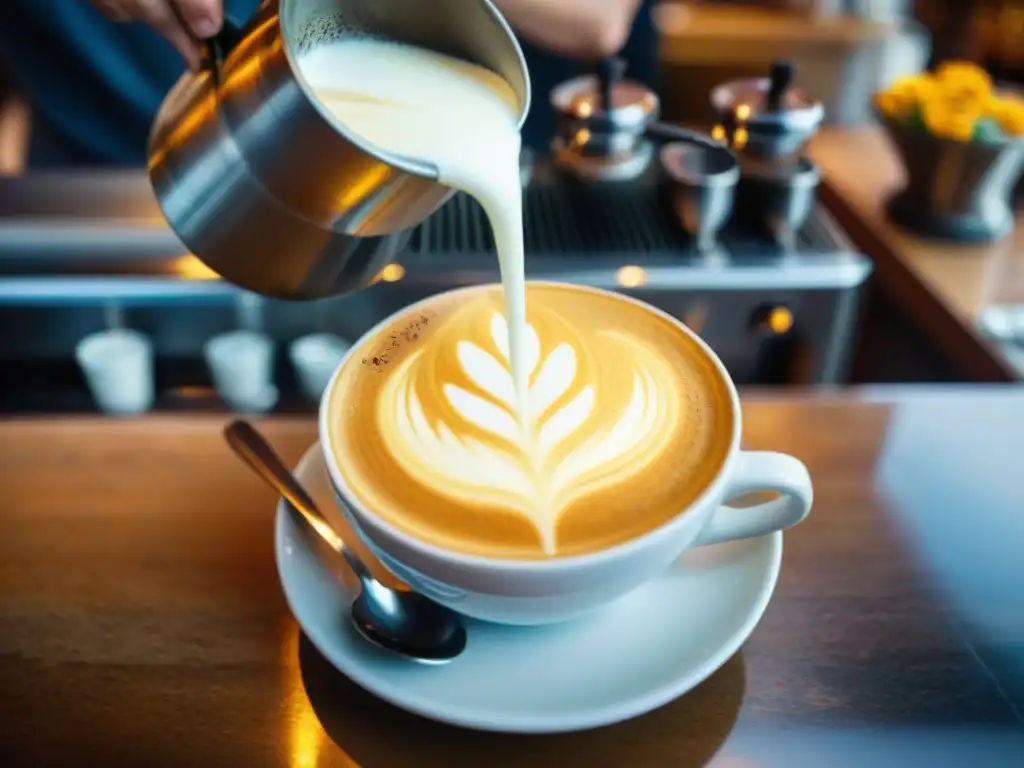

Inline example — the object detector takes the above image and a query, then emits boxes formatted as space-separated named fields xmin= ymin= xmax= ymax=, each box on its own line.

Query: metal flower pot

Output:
xmin=880 ymin=114 xmax=1024 ymax=243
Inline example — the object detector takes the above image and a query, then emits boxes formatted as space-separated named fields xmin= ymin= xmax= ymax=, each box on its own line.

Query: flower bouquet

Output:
xmin=874 ymin=62 xmax=1024 ymax=243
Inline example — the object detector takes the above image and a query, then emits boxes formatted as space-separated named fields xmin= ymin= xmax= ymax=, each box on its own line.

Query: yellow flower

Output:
xmin=875 ymin=75 xmax=936 ymax=119
xmin=874 ymin=90 xmax=906 ymax=119
xmin=935 ymin=61 xmax=992 ymax=113
xmin=921 ymin=96 xmax=979 ymax=142
xmin=988 ymin=96 xmax=1024 ymax=138
xmin=936 ymin=61 xmax=991 ymax=85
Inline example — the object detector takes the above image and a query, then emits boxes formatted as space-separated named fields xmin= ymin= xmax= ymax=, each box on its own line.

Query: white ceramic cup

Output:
xmin=204 ymin=330 xmax=278 ymax=413
xmin=76 ymin=329 xmax=155 ymax=416
xmin=320 ymin=285 xmax=813 ymax=626
xmin=289 ymin=333 xmax=351 ymax=404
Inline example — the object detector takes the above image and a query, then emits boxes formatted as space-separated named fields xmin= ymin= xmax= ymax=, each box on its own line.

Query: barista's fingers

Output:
xmin=135 ymin=0 xmax=203 ymax=69
xmin=172 ymin=0 xmax=224 ymax=39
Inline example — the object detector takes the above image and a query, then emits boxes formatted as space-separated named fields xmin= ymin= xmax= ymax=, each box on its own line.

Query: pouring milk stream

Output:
xmin=302 ymin=38 xmax=812 ymax=571
xmin=300 ymin=40 xmax=532 ymax=424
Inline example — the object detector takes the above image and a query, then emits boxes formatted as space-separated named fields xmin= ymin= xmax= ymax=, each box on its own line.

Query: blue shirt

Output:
xmin=0 ymin=0 xmax=658 ymax=168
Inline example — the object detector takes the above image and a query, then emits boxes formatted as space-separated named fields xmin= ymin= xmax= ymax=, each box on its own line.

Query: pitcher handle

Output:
xmin=693 ymin=451 xmax=813 ymax=547
xmin=206 ymin=17 xmax=247 ymax=84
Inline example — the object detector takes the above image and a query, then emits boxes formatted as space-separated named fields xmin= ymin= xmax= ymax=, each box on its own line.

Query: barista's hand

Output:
xmin=91 ymin=0 xmax=224 ymax=69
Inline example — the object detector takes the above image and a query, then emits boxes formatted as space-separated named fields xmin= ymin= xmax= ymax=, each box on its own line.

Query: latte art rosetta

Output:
xmin=378 ymin=310 xmax=683 ymax=554
xmin=329 ymin=284 xmax=734 ymax=560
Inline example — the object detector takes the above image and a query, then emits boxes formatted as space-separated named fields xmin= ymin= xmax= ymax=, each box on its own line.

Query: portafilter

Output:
xmin=569 ymin=59 xmax=740 ymax=160
xmin=710 ymin=61 xmax=824 ymax=161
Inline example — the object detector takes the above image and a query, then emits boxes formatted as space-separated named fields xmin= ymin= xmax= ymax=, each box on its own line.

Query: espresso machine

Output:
xmin=0 ymin=29 xmax=872 ymax=414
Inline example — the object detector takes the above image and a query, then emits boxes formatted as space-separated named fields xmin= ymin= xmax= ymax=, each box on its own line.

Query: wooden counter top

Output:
xmin=809 ymin=128 xmax=1024 ymax=381
xmin=2 ymin=392 xmax=1023 ymax=765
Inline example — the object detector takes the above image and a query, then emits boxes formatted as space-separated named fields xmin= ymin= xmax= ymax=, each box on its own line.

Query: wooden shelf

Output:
xmin=656 ymin=5 xmax=895 ymax=62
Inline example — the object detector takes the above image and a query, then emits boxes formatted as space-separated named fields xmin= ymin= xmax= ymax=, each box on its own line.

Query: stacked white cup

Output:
xmin=204 ymin=330 xmax=278 ymax=413
xmin=289 ymin=333 xmax=352 ymax=403
xmin=76 ymin=329 xmax=155 ymax=416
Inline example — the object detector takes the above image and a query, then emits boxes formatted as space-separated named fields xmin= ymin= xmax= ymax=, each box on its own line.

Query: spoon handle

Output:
xmin=645 ymin=122 xmax=732 ymax=153
xmin=223 ymin=420 xmax=344 ymax=552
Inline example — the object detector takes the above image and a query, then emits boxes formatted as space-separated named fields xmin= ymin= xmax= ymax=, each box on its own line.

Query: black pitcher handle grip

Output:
xmin=205 ymin=17 xmax=246 ymax=86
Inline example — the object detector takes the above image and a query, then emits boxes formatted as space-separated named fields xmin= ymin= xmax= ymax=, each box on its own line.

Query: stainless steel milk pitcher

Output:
xmin=149 ymin=0 xmax=531 ymax=300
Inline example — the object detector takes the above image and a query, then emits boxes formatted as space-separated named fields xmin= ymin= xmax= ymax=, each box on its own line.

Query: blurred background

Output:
xmin=0 ymin=0 xmax=1022 ymax=417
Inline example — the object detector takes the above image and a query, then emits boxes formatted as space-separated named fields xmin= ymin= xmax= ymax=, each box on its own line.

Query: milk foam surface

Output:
xmin=299 ymin=39 xmax=531 ymax=418
xmin=328 ymin=284 xmax=734 ymax=559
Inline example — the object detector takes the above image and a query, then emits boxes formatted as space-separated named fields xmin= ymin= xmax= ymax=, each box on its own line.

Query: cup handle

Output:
xmin=693 ymin=451 xmax=812 ymax=547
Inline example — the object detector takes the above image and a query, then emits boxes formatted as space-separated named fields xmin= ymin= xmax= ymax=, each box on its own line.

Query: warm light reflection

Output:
xmin=768 ymin=306 xmax=794 ymax=334
xmin=169 ymin=385 xmax=217 ymax=399
xmin=336 ymin=163 xmax=393 ymax=216
xmin=732 ymin=127 xmax=749 ymax=150
xmin=616 ymin=265 xmax=648 ymax=288
xmin=169 ymin=254 xmax=221 ymax=280
xmin=151 ymin=16 xmax=282 ymax=168
xmin=150 ymin=90 xmax=216 ymax=166
xmin=221 ymin=16 xmax=280 ymax=89
xmin=711 ymin=124 xmax=727 ymax=143
xmin=575 ymin=101 xmax=594 ymax=119
xmin=572 ymin=127 xmax=592 ymax=148
xmin=282 ymin=624 xmax=328 ymax=768
xmin=378 ymin=263 xmax=406 ymax=282
xmin=735 ymin=103 xmax=752 ymax=122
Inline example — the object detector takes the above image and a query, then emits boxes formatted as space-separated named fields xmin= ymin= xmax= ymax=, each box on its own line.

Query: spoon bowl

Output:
xmin=347 ymin=562 xmax=469 ymax=664
xmin=224 ymin=420 xmax=467 ymax=664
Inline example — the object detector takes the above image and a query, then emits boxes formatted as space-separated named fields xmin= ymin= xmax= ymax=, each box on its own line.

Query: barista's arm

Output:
xmin=493 ymin=0 xmax=641 ymax=59
xmin=93 ymin=0 xmax=641 ymax=65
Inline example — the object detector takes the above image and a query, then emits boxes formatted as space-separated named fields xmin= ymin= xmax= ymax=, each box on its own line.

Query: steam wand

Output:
xmin=644 ymin=122 xmax=732 ymax=152
xmin=581 ymin=113 xmax=734 ymax=154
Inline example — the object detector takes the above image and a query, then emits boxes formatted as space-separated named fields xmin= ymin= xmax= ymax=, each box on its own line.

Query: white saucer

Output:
xmin=275 ymin=444 xmax=782 ymax=734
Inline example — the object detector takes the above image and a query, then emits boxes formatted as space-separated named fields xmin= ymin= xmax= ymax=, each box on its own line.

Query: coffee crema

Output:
xmin=327 ymin=283 xmax=734 ymax=560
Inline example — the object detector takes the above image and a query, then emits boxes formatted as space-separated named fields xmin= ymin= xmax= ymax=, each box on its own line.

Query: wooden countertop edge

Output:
xmin=0 ymin=385 xmax=1017 ymax=430
xmin=0 ymin=414 xmax=317 ymax=428
xmin=817 ymin=179 xmax=1020 ymax=383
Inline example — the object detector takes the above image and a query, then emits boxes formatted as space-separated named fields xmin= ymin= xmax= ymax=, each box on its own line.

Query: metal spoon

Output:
xmin=224 ymin=420 xmax=467 ymax=664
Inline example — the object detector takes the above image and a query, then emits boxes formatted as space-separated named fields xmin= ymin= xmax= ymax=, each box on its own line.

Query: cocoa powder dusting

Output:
xmin=361 ymin=312 xmax=434 ymax=372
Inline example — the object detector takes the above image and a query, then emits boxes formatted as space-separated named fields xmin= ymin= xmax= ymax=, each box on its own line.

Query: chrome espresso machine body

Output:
xmin=0 ymin=61 xmax=870 ymax=413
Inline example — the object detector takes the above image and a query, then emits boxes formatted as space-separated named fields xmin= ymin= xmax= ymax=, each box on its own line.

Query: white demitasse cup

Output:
xmin=319 ymin=284 xmax=813 ymax=626
xmin=76 ymin=329 xmax=155 ymax=416
xmin=204 ymin=330 xmax=277 ymax=413
xmin=289 ymin=333 xmax=351 ymax=404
